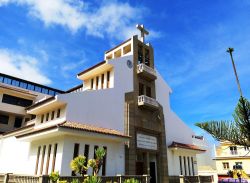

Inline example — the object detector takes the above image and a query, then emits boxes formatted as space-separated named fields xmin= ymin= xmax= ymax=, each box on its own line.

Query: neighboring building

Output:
xmin=214 ymin=141 xmax=250 ymax=178
xmin=0 ymin=25 xmax=209 ymax=183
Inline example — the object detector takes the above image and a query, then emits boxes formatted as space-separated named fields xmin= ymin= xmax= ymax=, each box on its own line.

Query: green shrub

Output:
xmin=70 ymin=155 xmax=88 ymax=176
xmin=83 ymin=176 xmax=101 ymax=183
xmin=123 ymin=178 xmax=140 ymax=183
xmin=58 ymin=181 xmax=67 ymax=183
xmin=49 ymin=171 xmax=60 ymax=183
xmin=71 ymin=178 xmax=80 ymax=183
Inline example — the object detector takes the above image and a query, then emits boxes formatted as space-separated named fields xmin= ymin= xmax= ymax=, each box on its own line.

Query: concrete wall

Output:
xmin=58 ymin=55 xmax=134 ymax=132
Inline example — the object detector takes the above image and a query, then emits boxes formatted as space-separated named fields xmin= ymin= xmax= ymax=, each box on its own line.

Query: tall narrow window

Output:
xmin=35 ymin=146 xmax=41 ymax=175
xmin=45 ymin=144 xmax=52 ymax=175
xmin=41 ymin=114 xmax=44 ymax=123
xmin=107 ymin=71 xmax=110 ymax=88
xmin=145 ymin=49 xmax=150 ymax=66
xmin=179 ymin=156 xmax=183 ymax=175
xmin=138 ymin=45 xmax=143 ymax=64
xmin=83 ymin=144 xmax=89 ymax=175
xmin=101 ymin=74 xmax=104 ymax=89
xmin=183 ymin=156 xmax=187 ymax=175
xmin=91 ymin=79 xmax=94 ymax=89
xmin=187 ymin=157 xmax=191 ymax=175
xmin=57 ymin=109 xmax=60 ymax=118
xmin=40 ymin=145 xmax=46 ymax=175
xmin=72 ymin=143 xmax=80 ymax=176
xmin=191 ymin=157 xmax=195 ymax=175
xmin=96 ymin=76 xmax=99 ymax=89
xmin=146 ymin=86 xmax=151 ymax=97
xmin=51 ymin=111 xmax=55 ymax=120
xmin=46 ymin=113 xmax=49 ymax=121
xmin=102 ymin=146 xmax=107 ymax=176
xmin=51 ymin=143 xmax=57 ymax=172
xmin=139 ymin=83 xmax=144 ymax=96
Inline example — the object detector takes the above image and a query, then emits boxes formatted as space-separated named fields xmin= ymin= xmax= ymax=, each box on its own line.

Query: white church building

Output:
xmin=0 ymin=25 xmax=209 ymax=183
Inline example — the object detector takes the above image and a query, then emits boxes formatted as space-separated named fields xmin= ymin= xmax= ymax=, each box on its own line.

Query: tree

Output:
xmin=195 ymin=96 xmax=250 ymax=147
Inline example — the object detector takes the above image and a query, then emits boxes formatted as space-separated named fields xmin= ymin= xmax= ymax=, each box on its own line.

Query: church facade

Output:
xmin=0 ymin=26 xmax=206 ymax=183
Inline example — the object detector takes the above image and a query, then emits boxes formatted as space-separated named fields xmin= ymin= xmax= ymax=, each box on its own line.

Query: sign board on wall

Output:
xmin=137 ymin=133 xmax=158 ymax=150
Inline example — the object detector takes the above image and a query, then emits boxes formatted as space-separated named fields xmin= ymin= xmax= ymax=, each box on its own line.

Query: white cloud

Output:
xmin=0 ymin=0 xmax=159 ymax=40
xmin=0 ymin=49 xmax=51 ymax=84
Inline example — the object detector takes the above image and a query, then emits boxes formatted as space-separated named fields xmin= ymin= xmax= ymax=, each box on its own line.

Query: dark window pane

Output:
xmin=0 ymin=114 xmax=9 ymax=124
xmin=2 ymin=94 xmax=33 ymax=107
xmin=14 ymin=117 xmax=22 ymax=128
xmin=57 ymin=109 xmax=60 ymax=118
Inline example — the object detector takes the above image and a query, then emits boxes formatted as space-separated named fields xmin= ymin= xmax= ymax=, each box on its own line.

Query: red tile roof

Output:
xmin=168 ymin=141 xmax=206 ymax=152
xmin=16 ymin=121 xmax=130 ymax=139
xmin=59 ymin=121 xmax=130 ymax=138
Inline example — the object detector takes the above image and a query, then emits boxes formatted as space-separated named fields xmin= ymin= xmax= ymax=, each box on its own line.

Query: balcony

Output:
xmin=137 ymin=64 xmax=157 ymax=81
xmin=138 ymin=95 xmax=159 ymax=110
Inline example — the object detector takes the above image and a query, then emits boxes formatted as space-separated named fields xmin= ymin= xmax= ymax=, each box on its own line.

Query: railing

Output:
xmin=168 ymin=175 xmax=214 ymax=183
xmin=137 ymin=64 xmax=157 ymax=79
xmin=0 ymin=174 xmax=150 ymax=183
xmin=138 ymin=95 xmax=159 ymax=109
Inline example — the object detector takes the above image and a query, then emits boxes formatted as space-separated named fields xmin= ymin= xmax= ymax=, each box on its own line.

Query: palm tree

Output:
xmin=195 ymin=96 xmax=250 ymax=147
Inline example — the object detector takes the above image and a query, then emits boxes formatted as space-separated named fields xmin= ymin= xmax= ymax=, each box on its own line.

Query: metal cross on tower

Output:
xmin=136 ymin=24 xmax=149 ymax=43
xmin=227 ymin=47 xmax=243 ymax=97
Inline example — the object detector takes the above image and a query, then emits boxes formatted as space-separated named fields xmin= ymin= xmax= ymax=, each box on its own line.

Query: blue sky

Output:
xmin=0 ymin=0 xmax=250 ymax=140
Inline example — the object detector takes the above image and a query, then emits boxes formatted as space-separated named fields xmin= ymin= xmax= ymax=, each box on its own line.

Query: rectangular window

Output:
xmin=91 ymin=79 xmax=94 ymax=89
xmin=40 ymin=145 xmax=46 ymax=175
xmin=187 ymin=157 xmax=191 ymax=175
xmin=101 ymin=74 xmax=104 ymax=89
xmin=45 ymin=144 xmax=52 ymax=175
xmin=14 ymin=117 xmax=22 ymax=128
xmin=183 ymin=156 xmax=187 ymax=175
xmin=72 ymin=143 xmax=80 ymax=176
xmin=35 ymin=146 xmax=41 ymax=175
xmin=46 ymin=113 xmax=49 ymax=121
xmin=107 ymin=71 xmax=110 ymax=88
xmin=139 ymin=83 xmax=144 ymax=96
xmin=51 ymin=143 xmax=57 ymax=172
xmin=96 ymin=76 xmax=99 ymax=89
xmin=41 ymin=115 xmax=44 ymax=123
xmin=191 ymin=157 xmax=195 ymax=175
xmin=0 ymin=114 xmax=9 ymax=125
xmin=146 ymin=86 xmax=151 ymax=97
xmin=83 ymin=144 xmax=89 ymax=175
xmin=102 ymin=146 xmax=107 ymax=176
xmin=230 ymin=146 xmax=238 ymax=155
xmin=51 ymin=111 xmax=55 ymax=120
xmin=57 ymin=109 xmax=60 ymax=118
xmin=2 ymin=94 xmax=33 ymax=107
xmin=179 ymin=156 xmax=183 ymax=175
xmin=223 ymin=162 xmax=229 ymax=169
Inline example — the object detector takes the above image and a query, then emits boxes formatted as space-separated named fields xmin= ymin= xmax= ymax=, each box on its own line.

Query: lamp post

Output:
xmin=227 ymin=47 xmax=243 ymax=97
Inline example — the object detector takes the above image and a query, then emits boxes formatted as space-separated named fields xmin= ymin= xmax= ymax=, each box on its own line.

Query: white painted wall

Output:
xmin=60 ymin=135 xmax=125 ymax=176
xmin=155 ymin=71 xmax=202 ymax=176
xmin=0 ymin=135 xmax=65 ymax=175
xmin=58 ymin=55 xmax=134 ymax=132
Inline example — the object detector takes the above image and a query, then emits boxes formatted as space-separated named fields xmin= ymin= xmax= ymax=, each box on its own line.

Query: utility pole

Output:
xmin=227 ymin=47 xmax=243 ymax=97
